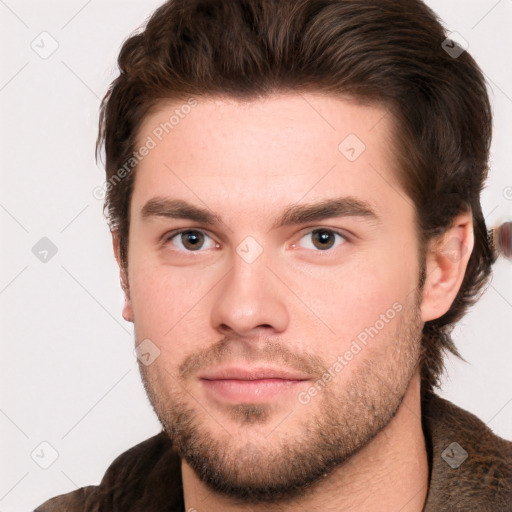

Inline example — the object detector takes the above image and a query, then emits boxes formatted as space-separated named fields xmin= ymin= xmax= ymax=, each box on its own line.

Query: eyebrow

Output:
xmin=140 ymin=196 xmax=380 ymax=229
xmin=141 ymin=198 xmax=220 ymax=224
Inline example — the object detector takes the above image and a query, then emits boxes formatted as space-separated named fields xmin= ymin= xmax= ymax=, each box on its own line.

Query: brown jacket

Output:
xmin=35 ymin=392 xmax=512 ymax=511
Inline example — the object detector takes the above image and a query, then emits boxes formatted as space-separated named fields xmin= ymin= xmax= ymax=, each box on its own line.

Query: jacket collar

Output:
xmin=112 ymin=391 xmax=510 ymax=510
xmin=36 ymin=392 xmax=512 ymax=510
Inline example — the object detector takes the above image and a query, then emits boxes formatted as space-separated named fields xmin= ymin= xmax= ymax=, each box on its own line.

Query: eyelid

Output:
xmin=296 ymin=225 xmax=351 ymax=239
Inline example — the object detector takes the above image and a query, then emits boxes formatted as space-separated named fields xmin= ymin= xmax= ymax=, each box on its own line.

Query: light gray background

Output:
xmin=1 ymin=1 xmax=511 ymax=510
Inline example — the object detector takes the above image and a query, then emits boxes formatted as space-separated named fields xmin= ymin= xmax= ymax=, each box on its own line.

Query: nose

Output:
xmin=210 ymin=249 xmax=289 ymax=338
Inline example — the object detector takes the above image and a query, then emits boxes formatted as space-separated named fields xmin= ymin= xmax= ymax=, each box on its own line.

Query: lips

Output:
xmin=199 ymin=366 xmax=311 ymax=403
xmin=199 ymin=366 xmax=311 ymax=381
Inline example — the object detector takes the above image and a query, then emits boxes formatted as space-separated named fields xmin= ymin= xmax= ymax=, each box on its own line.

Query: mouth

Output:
xmin=199 ymin=366 xmax=311 ymax=403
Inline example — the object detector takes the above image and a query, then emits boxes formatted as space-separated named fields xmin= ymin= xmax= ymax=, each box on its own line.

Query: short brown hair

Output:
xmin=96 ymin=0 xmax=497 ymax=391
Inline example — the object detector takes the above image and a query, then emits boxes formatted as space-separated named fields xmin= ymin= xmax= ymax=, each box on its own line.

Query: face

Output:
xmin=122 ymin=93 xmax=424 ymax=502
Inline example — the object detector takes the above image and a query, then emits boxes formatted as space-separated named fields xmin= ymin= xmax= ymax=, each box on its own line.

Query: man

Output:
xmin=36 ymin=0 xmax=512 ymax=510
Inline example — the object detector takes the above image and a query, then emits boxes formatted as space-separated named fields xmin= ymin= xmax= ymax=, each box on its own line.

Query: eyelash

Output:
xmin=162 ymin=228 xmax=348 ymax=253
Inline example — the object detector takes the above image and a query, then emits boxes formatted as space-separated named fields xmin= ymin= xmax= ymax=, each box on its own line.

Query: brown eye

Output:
xmin=166 ymin=230 xmax=217 ymax=252
xmin=312 ymin=229 xmax=336 ymax=250
xmin=298 ymin=229 xmax=346 ymax=251
xmin=180 ymin=230 xmax=205 ymax=250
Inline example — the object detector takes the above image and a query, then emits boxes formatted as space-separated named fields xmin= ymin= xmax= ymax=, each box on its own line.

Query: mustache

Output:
xmin=177 ymin=338 xmax=328 ymax=380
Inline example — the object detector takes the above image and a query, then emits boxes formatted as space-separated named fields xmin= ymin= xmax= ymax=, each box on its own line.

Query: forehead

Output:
xmin=137 ymin=93 xmax=393 ymax=160
xmin=131 ymin=92 xmax=410 ymax=224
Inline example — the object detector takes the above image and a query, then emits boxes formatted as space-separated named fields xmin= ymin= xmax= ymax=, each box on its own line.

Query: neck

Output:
xmin=182 ymin=368 xmax=428 ymax=512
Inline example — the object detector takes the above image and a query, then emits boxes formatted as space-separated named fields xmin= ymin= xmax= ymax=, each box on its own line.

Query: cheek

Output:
xmin=128 ymin=261 xmax=210 ymax=340
xmin=301 ymin=239 xmax=419 ymax=354
xmin=130 ymin=272 xmax=216 ymax=376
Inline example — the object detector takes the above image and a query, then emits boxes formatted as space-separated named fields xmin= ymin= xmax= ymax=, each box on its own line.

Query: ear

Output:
xmin=420 ymin=211 xmax=474 ymax=322
xmin=112 ymin=230 xmax=133 ymax=323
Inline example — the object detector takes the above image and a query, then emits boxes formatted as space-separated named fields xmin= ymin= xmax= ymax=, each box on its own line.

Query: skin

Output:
xmin=113 ymin=92 xmax=474 ymax=511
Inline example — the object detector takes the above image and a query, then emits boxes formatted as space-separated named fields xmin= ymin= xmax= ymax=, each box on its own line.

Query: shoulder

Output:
xmin=422 ymin=392 xmax=512 ymax=511
xmin=33 ymin=486 xmax=100 ymax=512
xmin=34 ymin=431 xmax=183 ymax=512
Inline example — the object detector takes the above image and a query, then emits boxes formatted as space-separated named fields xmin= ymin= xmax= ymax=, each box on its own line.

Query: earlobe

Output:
xmin=111 ymin=230 xmax=134 ymax=323
xmin=121 ymin=298 xmax=134 ymax=323
xmin=420 ymin=212 xmax=474 ymax=322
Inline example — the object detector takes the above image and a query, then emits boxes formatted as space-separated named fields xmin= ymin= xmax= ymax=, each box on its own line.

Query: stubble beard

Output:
xmin=138 ymin=289 xmax=423 ymax=504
